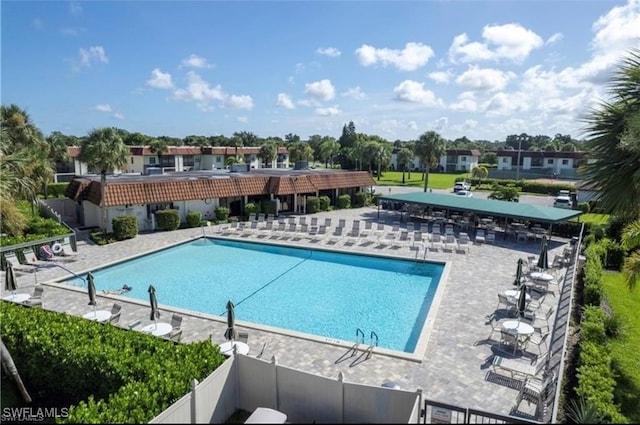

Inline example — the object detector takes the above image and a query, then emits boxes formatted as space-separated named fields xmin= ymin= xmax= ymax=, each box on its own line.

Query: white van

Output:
xmin=554 ymin=196 xmax=573 ymax=209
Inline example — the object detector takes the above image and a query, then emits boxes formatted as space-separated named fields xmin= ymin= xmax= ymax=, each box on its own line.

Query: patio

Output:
xmin=1 ymin=204 xmax=573 ymax=421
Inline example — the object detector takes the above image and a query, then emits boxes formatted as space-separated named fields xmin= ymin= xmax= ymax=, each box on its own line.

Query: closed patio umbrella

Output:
xmin=518 ymin=284 xmax=528 ymax=317
xmin=513 ymin=258 xmax=524 ymax=287
xmin=87 ymin=272 xmax=97 ymax=313
xmin=224 ymin=300 xmax=236 ymax=341
xmin=536 ymin=236 xmax=549 ymax=270
xmin=148 ymin=285 xmax=160 ymax=327
xmin=5 ymin=262 xmax=17 ymax=294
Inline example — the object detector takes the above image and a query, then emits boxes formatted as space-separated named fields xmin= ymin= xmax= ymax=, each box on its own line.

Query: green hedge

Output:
xmin=575 ymin=306 xmax=628 ymax=423
xmin=261 ymin=200 xmax=277 ymax=216
xmin=112 ymin=215 xmax=138 ymax=241
xmin=318 ymin=196 xmax=331 ymax=211
xmin=468 ymin=178 xmax=574 ymax=195
xmin=154 ymin=209 xmax=180 ymax=231
xmin=244 ymin=202 xmax=260 ymax=217
xmin=0 ymin=302 xmax=224 ymax=424
xmin=215 ymin=207 xmax=229 ymax=222
xmin=353 ymin=191 xmax=370 ymax=208
xmin=336 ymin=194 xmax=351 ymax=209
xmin=186 ymin=211 xmax=202 ymax=228
xmin=306 ymin=197 xmax=320 ymax=214
xmin=48 ymin=183 xmax=69 ymax=198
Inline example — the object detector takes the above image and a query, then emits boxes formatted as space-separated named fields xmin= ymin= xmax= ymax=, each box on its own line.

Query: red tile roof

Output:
xmin=65 ymin=171 xmax=375 ymax=207
xmin=67 ymin=145 xmax=289 ymax=158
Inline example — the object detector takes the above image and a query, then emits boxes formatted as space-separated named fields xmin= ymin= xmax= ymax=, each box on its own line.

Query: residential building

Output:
xmin=390 ymin=149 xmax=481 ymax=173
xmin=495 ymin=150 xmax=586 ymax=175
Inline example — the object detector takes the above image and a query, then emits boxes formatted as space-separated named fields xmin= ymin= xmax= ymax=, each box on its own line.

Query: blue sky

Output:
xmin=2 ymin=1 xmax=639 ymax=142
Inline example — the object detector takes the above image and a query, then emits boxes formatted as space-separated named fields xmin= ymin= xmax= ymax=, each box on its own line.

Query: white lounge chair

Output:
xmin=23 ymin=286 xmax=44 ymax=307
xmin=109 ymin=303 xmax=122 ymax=324
xmin=492 ymin=352 xmax=550 ymax=381
xmin=456 ymin=234 xmax=471 ymax=254
xmin=429 ymin=234 xmax=442 ymax=252
xmin=475 ymin=229 xmax=486 ymax=244
xmin=164 ymin=313 xmax=183 ymax=342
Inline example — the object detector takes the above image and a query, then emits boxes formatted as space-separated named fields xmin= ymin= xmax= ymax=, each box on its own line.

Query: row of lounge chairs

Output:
xmin=2 ymin=243 xmax=78 ymax=274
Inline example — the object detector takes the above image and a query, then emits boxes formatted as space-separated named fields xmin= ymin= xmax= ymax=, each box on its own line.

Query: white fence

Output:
xmin=151 ymin=354 xmax=422 ymax=424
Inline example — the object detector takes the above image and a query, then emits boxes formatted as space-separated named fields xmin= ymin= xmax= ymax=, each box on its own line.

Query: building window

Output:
xmin=461 ymin=156 xmax=466 ymax=162
xmin=531 ymin=157 xmax=543 ymax=167
xmin=562 ymin=159 xmax=569 ymax=165
xmin=547 ymin=159 xmax=554 ymax=165
xmin=160 ymin=156 xmax=175 ymax=167
xmin=149 ymin=157 xmax=156 ymax=165
xmin=131 ymin=157 xmax=134 ymax=164
xmin=183 ymin=155 xmax=194 ymax=167
xmin=502 ymin=158 xmax=509 ymax=163
xmin=216 ymin=156 xmax=222 ymax=163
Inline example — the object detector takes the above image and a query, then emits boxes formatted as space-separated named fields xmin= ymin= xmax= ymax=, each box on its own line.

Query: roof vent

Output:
xmin=230 ymin=163 xmax=250 ymax=173
xmin=294 ymin=160 xmax=309 ymax=170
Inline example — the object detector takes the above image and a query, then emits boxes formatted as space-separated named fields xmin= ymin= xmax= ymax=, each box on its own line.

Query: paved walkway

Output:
xmin=2 ymin=202 xmax=572 ymax=421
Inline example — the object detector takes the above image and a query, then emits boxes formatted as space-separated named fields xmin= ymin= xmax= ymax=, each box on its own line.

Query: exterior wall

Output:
xmin=497 ymin=156 xmax=512 ymax=170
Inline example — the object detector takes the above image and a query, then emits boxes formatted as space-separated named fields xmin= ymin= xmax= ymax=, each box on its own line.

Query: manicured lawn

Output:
xmin=374 ymin=171 xmax=469 ymax=189
xmin=601 ymin=271 xmax=640 ymax=422
xmin=571 ymin=213 xmax=610 ymax=226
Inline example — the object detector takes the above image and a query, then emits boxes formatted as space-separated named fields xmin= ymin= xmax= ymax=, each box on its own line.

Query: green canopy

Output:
xmin=379 ymin=192 xmax=582 ymax=224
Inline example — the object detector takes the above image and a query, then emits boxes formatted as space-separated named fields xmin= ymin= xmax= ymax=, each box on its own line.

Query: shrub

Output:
xmin=0 ymin=302 xmax=224 ymax=424
xmin=261 ymin=200 xmax=277 ymax=216
xmin=603 ymin=313 xmax=624 ymax=338
xmin=353 ymin=191 xmax=369 ymax=208
xmin=578 ymin=202 xmax=591 ymax=214
xmin=319 ymin=196 xmax=331 ymax=211
xmin=601 ymin=239 xmax=626 ymax=270
xmin=589 ymin=225 xmax=606 ymax=241
xmin=581 ymin=306 xmax=607 ymax=344
xmin=154 ymin=209 xmax=180 ymax=231
xmin=244 ymin=202 xmax=260 ymax=216
xmin=186 ymin=211 xmax=202 ymax=228
xmin=89 ymin=231 xmax=116 ymax=245
xmin=47 ymin=183 xmax=69 ymax=198
xmin=336 ymin=194 xmax=351 ymax=209
xmin=605 ymin=215 xmax=629 ymax=242
xmin=306 ymin=196 xmax=320 ymax=214
xmin=112 ymin=215 xmax=138 ymax=241
xmin=215 ymin=207 xmax=229 ymax=221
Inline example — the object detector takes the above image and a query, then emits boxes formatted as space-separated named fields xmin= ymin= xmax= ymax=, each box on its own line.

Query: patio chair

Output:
xmin=429 ymin=234 xmax=442 ymax=252
xmin=310 ymin=217 xmax=318 ymax=226
xmin=456 ymin=234 xmax=471 ymax=254
xmin=475 ymin=229 xmax=486 ymax=244
xmin=327 ymin=227 xmax=343 ymax=245
xmin=499 ymin=329 xmax=521 ymax=355
xmin=109 ymin=303 xmax=122 ymax=324
xmin=272 ymin=222 xmax=286 ymax=239
xmin=381 ymin=231 xmax=397 ymax=247
xmin=514 ymin=372 xmax=556 ymax=418
xmin=524 ymin=331 xmax=549 ymax=356
xmin=492 ymin=351 xmax=550 ymax=381
xmin=57 ymin=243 xmax=78 ymax=260
xmin=3 ymin=252 xmax=34 ymax=274
xmin=393 ymin=230 xmax=409 ymax=249
xmin=312 ymin=225 xmax=327 ymax=243
xmin=345 ymin=228 xmax=360 ymax=246
xmin=324 ymin=218 xmax=332 ymax=228
xmin=523 ymin=306 xmax=554 ymax=333
xmin=411 ymin=231 xmax=425 ymax=251
xmin=496 ymin=293 xmax=518 ymax=317
xmin=237 ymin=331 xmax=249 ymax=344
xmin=23 ymin=286 xmax=44 ymax=307
xmin=299 ymin=216 xmax=307 ymax=226
xmin=20 ymin=248 xmax=46 ymax=267
xmin=486 ymin=314 xmax=508 ymax=342
xmin=165 ymin=313 xmax=183 ymax=341
xmin=444 ymin=224 xmax=454 ymax=236
xmin=486 ymin=231 xmax=496 ymax=244
xmin=359 ymin=220 xmax=373 ymax=240
xmin=337 ymin=218 xmax=346 ymax=229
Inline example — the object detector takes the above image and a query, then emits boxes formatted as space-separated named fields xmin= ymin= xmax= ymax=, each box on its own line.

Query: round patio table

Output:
xmin=140 ymin=322 xmax=172 ymax=337
xmin=219 ymin=341 xmax=249 ymax=356
xmin=502 ymin=320 xmax=534 ymax=336
xmin=83 ymin=310 xmax=112 ymax=323
xmin=530 ymin=272 xmax=554 ymax=281
xmin=504 ymin=290 xmax=530 ymax=303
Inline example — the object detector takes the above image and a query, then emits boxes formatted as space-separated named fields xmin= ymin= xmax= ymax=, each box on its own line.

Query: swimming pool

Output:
xmin=66 ymin=238 xmax=445 ymax=353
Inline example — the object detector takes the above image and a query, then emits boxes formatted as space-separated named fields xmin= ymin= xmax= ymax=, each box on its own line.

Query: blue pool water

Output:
xmin=70 ymin=238 xmax=444 ymax=352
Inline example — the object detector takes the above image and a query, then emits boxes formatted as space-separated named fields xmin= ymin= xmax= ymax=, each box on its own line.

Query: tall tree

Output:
xmin=258 ymin=140 xmax=278 ymax=168
xmin=582 ymin=49 xmax=640 ymax=219
xmin=319 ymin=138 xmax=340 ymax=168
xmin=621 ymin=220 xmax=640 ymax=289
xmin=78 ymin=127 xmax=129 ymax=234
xmin=397 ymin=146 xmax=414 ymax=184
xmin=414 ymin=131 xmax=446 ymax=192
xmin=149 ymin=138 xmax=169 ymax=165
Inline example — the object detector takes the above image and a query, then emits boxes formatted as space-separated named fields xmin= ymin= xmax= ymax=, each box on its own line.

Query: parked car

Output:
xmin=453 ymin=182 xmax=471 ymax=192
xmin=455 ymin=190 xmax=473 ymax=198
xmin=553 ymin=196 xmax=573 ymax=209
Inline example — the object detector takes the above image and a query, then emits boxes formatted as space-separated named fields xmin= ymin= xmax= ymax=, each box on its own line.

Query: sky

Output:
xmin=2 ymin=1 xmax=639 ymax=142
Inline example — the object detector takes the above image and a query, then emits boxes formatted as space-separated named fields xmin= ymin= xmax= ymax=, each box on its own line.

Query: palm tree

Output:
xmin=581 ymin=49 xmax=640 ymax=219
xmin=472 ymin=165 xmax=489 ymax=187
xmin=319 ymin=139 xmax=340 ymax=168
xmin=397 ymin=147 xmax=414 ymax=184
xmin=581 ymin=50 xmax=640 ymax=290
xmin=149 ymin=138 xmax=169 ymax=168
xmin=414 ymin=131 xmax=446 ymax=192
xmin=1 ymin=338 xmax=32 ymax=403
xmin=78 ymin=127 xmax=129 ymax=234
xmin=258 ymin=140 xmax=277 ymax=168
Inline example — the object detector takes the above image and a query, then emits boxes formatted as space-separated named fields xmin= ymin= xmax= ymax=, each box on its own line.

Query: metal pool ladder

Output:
xmin=366 ymin=331 xmax=378 ymax=359
xmin=335 ymin=328 xmax=365 ymax=365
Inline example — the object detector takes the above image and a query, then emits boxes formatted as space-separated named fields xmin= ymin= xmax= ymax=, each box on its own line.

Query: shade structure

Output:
xmin=224 ymin=300 xmax=236 ymax=341
xmin=517 ymin=284 xmax=528 ymax=317
xmin=148 ymin=284 xmax=160 ymax=322
xmin=513 ymin=258 xmax=524 ymax=287
xmin=4 ymin=262 xmax=17 ymax=293
xmin=536 ymin=236 xmax=549 ymax=270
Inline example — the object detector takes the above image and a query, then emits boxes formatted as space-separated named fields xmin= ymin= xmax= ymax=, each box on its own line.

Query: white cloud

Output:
xmin=79 ymin=46 xmax=108 ymax=67
xmin=225 ymin=95 xmax=254 ymax=110
xmin=463 ymin=119 xmax=478 ymax=130
xmin=114 ymin=112 xmax=125 ymax=120
xmin=355 ymin=42 xmax=435 ymax=71
xmin=428 ymin=70 xmax=454 ymax=84
xmin=237 ymin=116 xmax=248 ymax=123
xmin=408 ymin=121 xmax=418 ymax=130
xmin=315 ymin=106 xmax=341 ymax=116
xmin=341 ymin=86 xmax=366 ymax=100
xmin=546 ymin=33 xmax=564 ymax=45
xmin=393 ymin=80 xmax=442 ymax=106
xmin=455 ymin=66 xmax=515 ymax=91
xmin=591 ymin=0 xmax=640 ymax=54
xmin=172 ymin=71 xmax=225 ymax=102
xmin=433 ymin=117 xmax=448 ymax=130
xmin=449 ymin=92 xmax=478 ymax=112
xmin=482 ymin=92 xmax=530 ymax=116
xmin=448 ymin=23 xmax=544 ymax=63
xmin=305 ymin=79 xmax=336 ymax=101
xmin=146 ymin=68 xmax=174 ymax=89
xmin=276 ymin=93 xmax=296 ymax=109
xmin=316 ymin=47 xmax=342 ymax=57
xmin=94 ymin=104 xmax=112 ymax=112
xmin=180 ymin=54 xmax=213 ymax=69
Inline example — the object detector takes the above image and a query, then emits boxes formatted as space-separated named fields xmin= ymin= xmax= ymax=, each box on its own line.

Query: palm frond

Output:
xmin=623 ymin=251 xmax=640 ymax=290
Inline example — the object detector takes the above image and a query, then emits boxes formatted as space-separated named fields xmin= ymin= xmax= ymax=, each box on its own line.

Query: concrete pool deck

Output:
xmin=2 ymin=205 xmax=572 ymax=421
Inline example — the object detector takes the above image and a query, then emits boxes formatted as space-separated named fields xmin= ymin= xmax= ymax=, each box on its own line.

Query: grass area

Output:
xmin=571 ymin=213 xmax=610 ymax=226
xmin=601 ymin=271 xmax=640 ymax=422
xmin=374 ymin=171 xmax=469 ymax=189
